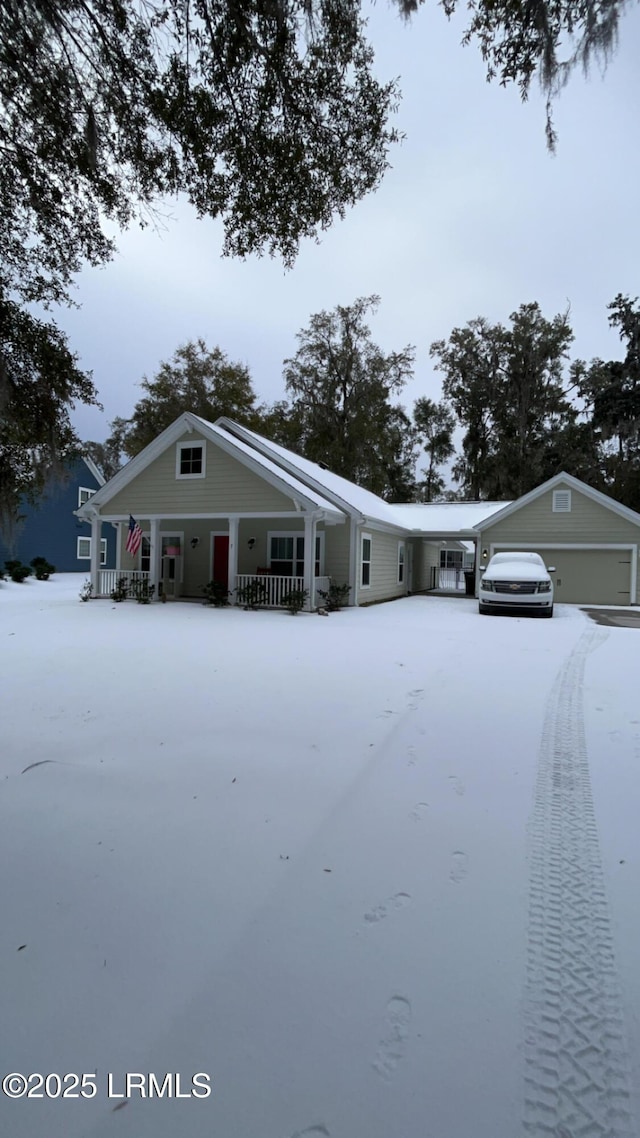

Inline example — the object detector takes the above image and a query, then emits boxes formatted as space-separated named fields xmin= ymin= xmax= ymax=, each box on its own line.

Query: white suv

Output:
xmin=479 ymin=552 xmax=555 ymax=618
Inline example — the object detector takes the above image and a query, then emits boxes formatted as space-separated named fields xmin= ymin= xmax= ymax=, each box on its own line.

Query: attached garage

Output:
xmin=475 ymin=474 xmax=640 ymax=607
xmin=486 ymin=546 xmax=635 ymax=606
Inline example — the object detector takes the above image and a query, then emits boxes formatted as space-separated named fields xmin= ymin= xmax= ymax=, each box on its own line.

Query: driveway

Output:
xmin=1 ymin=580 xmax=639 ymax=1138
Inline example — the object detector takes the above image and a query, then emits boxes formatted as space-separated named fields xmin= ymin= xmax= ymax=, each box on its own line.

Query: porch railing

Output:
xmin=313 ymin=576 xmax=331 ymax=607
xmin=429 ymin=566 xmax=466 ymax=591
xmin=234 ymin=574 xmax=334 ymax=608
xmin=97 ymin=569 xmax=149 ymax=597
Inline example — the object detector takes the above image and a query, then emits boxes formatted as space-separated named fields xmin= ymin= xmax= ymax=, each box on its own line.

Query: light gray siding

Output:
xmin=478 ymin=482 xmax=640 ymax=604
xmin=358 ymin=527 xmax=408 ymax=604
xmin=480 ymin=482 xmax=640 ymax=545
xmin=325 ymin=522 xmax=352 ymax=590
xmin=106 ymin=434 xmax=297 ymax=516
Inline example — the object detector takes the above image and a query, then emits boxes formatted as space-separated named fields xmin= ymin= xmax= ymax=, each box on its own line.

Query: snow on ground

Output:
xmin=1 ymin=575 xmax=640 ymax=1138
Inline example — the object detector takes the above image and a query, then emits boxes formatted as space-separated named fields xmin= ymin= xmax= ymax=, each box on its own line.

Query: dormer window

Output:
xmin=552 ymin=489 xmax=571 ymax=513
xmin=176 ymin=441 xmax=206 ymax=479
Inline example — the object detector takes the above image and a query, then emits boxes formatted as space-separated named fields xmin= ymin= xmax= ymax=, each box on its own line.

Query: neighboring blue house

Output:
xmin=0 ymin=455 xmax=116 ymax=572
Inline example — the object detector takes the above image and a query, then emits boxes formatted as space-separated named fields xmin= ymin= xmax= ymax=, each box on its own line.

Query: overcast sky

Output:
xmin=61 ymin=2 xmax=640 ymax=445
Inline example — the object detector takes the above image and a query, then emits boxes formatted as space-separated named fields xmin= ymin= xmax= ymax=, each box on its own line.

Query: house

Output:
xmin=75 ymin=415 xmax=640 ymax=608
xmin=1 ymin=455 xmax=116 ymax=573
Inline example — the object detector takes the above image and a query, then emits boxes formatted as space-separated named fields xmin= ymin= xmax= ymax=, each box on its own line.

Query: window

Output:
xmin=78 ymin=486 xmax=95 ymax=507
xmin=176 ymin=441 xmax=206 ymax=479
xmin=552 ymin=489 xmax=571 ymax=512
xmin=140 ymin=535 xmax=150 ymax=574
xmin=267 ymin=532 xmax=325 ymax=577
xmin=440 ymin=549 xmax=464 ymax=569
xmin=361 ymin=534 xmax=372 ymax=588
xmin=398 ymin=541 xmax=405 ymax=584
xmin=269 ymin=535 xmax=304 ymax=577
xmin=77 ymin=537 xmax=107 ymax=564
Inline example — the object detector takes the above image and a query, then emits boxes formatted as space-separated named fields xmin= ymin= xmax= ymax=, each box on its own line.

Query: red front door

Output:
xmin=212 ymin=536 xmax=229 ymax=587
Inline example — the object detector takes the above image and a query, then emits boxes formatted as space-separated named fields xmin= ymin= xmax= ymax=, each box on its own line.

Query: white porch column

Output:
xmin=228 ymin=516 xmax=239 ymax=604
xmin=115 ymin=522 xmax=122 ymax=570
xmin=89 ymin=513 xmax=101 ymax=595
xmin=149 ymin=517 xmax=161 ymax=599
xmin=303 ymin=514 xmax=316 ymax=611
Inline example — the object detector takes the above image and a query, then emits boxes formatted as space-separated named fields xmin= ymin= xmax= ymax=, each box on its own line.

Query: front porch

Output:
xmin=96 ymin=569 xmax=332 ymax=609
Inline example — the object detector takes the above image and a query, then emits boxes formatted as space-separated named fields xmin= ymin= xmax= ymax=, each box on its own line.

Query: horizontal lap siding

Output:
xmin=480 ymin=484 xmax=640 ymax=544
xmin=325 ymin=522 xmax=351 ymax=586
xmin=359 ymin=528 xmax=407 ymax=604
xmin=105 ymin=435 xmax=296 ymax=516
xmin=478 ymin=484 xmax=640 ymax=604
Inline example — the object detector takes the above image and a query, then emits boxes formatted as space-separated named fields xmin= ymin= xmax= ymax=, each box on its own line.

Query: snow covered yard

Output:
xmin=1 ymin=575 xmax=640 ymax=1138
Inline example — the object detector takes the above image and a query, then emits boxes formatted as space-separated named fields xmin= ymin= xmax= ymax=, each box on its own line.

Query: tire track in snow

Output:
xmin=523 ymin=625 xmax=636 ymax=1137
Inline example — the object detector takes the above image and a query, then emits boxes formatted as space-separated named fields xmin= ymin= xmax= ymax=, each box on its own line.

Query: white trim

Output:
xmin=474 ymin=472 xmax=640 ymax=532
xmin=266 ymin=529 xmax=326 ymax=576
xmin=77 ymin=413 xmax=343 ymax=518
xmin=160 ymin=531 xmax=184 ymax=583
xmin=361 ymin=532 xmax=372 ymax=590
xmin=552 ymin=489 xmax=571 ymax=513
xmin=397 ymin=540 xmax=406 ymax=585
xmin=78 ymin=486 xmax=96 ymax=508
xmin=490 ymin=542 xmax=637 ymax=550
xmin=93 ymin=511 xmax=330 ymax=522
xmin=489 ymin=542 xmax=638 ymax=604
xmin=77 ymin=535 xmax=107 ymax=564
xmin=81 ymin=455 xmax=106 ymax=486
xmin=176 ymin=439 xmax=206 ymax=480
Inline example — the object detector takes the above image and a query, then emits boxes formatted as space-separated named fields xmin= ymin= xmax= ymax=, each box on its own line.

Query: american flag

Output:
xmin=125 ymin=515 xmax=143 ymax=557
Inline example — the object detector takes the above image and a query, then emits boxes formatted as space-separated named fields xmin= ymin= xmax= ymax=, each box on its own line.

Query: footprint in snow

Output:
xmin=289 ymin=1127 xmax=331 ymax=1138
xmin=364 ymin=892 xmax=411 ymax=924
xmin=448 ymin=775 xmax=465 ymax=797
xmin=409 ymin=802 xmax=429 ymax=823
xmin=449 ymin=851 xmax=469 ymax=884
xmin=372 ymin=996 xmax=412 ymax=1080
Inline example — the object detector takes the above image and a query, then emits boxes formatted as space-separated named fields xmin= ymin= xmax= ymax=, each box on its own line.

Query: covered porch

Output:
xmin=409 ymin=535 xmax=481 ymax=596
xmin=89 ymin=511 xmax=344 ymax=610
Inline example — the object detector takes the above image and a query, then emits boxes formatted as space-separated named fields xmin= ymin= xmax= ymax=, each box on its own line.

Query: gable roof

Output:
xmin=472 ymin=471 xmax=640 ymax=531
xmin=213 ymin=417 xmax=412 ymax=530
xmin=81 ymin=455 xmax=106 ymax=486
xmin=77 ymin=414 xmax=344 ymax=520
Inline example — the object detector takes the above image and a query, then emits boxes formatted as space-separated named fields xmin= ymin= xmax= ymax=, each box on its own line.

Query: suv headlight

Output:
xmin=537 ymin=581 xmax=551 ymax=593
xmin=482 ymin=579 xmax=494 ymax=592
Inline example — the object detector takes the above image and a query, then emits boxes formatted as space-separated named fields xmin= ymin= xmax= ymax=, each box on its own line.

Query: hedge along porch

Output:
xmin=77 ymin=415 xmax=346 ymax=609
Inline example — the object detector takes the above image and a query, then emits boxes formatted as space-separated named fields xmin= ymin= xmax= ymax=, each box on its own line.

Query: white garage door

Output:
xmin=495 ymin=548 xmax=633 ymax=605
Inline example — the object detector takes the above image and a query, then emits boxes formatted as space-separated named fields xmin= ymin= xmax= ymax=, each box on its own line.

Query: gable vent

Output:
xmin=552 ymin=489 xmax=571 ymax=513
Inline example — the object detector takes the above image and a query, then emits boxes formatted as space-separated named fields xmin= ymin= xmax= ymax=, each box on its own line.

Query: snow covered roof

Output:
xmin=213 ymin=418 xmax=512 ymax=534
xmin=79 ymin=414 xmax=344 ymax=520
xmin=386 ymin=501 xmax=510 ymax=535
xmin=213 ymin=418 xmax=409 ymax=529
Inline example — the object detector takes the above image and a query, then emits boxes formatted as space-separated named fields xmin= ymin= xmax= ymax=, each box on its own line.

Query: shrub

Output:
xmin=236 ymin=579 xmax=268 ymax=609
xmin=110 ymin=577 xmax=129 ymax=602
xmin=317 ymin=581 xmax=351 ymax=612
xmin=79 ymin=579 xmax=94 ymax=602
xmin=129 ymin=578 xmax=156 ymax=604
xmin=4 ymin=559 xmax=31 ymax=582
xmin=201 ymin=579 xmax=231 ymax=607
xmin=30 ymin=556 xmax=55 ymax=580
xmin=281 ymin=586 xmax=309 ymax=615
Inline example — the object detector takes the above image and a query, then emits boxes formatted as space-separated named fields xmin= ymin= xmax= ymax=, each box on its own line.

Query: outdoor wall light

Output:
xmin=247 ymin=538 xmax=256 ymax=550
xmin=482 ymin=549 xmax=488 ymax=559
xmin=190 ymin=537 xmax=200 ymax=549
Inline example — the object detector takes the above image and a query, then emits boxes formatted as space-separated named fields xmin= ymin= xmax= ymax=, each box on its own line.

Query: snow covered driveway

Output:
xmin=1 ymin=577 xmax=640 ymax=1138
